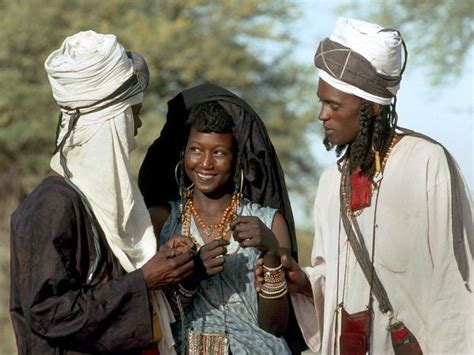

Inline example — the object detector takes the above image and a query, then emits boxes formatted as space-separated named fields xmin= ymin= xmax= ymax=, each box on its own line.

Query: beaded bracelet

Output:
xmin=262 ymin=263 xmax=284 ymax=272
xmin=261 ymin=285 xmax=287 ymax=295
xmin=258 ymin=263 xmax=288 ymax=299
xmin=260 ymin=289 xmax=288 ymax=300
xmin=178 ymin=283 xmax=198 ymax=298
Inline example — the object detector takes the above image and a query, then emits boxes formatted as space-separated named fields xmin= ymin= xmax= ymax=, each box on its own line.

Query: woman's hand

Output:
xmin=230 ymin=216 xmax=279 ymax=255
xmin=198 ymin=239 xmax=229 ymax=277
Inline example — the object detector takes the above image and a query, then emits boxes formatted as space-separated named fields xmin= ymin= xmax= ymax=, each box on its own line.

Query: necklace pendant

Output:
xmin=350 ymin=171 xmax=372 ymax=210
xmin=203 ymin=226 xmax=213 ymax=238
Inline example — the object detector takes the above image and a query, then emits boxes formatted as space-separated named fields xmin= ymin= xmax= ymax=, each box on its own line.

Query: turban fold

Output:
xmin=315 ymin=17 xmax=406 ymax=105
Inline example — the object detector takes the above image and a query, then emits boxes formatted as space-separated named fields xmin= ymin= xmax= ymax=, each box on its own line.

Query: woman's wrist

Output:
xmin=181 ymin=277 xmax=199 ymax=291
xmin=263 ymin=248 xmax=280 ymax=268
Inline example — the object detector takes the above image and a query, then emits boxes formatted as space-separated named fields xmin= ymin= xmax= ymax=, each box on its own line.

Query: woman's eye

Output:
xmin=214 ymin=150 xmax=230 ymax=157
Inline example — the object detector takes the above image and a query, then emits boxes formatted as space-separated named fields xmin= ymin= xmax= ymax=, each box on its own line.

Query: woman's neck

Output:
xmin=192 ymin=189 xmax=233 ymax=218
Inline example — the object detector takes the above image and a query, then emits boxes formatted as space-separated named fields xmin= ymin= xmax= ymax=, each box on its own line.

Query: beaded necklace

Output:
xmin=181 ymin=192 xmax=241 ymax=256
xmin=341 ymin=134 xmax=401 ymax=217
xmin=190 ymin=202 xmax=234 ymax=238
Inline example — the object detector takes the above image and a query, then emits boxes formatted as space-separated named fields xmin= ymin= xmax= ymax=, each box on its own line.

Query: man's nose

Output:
xmin=318 ymin=104 xmax=330 ymax=122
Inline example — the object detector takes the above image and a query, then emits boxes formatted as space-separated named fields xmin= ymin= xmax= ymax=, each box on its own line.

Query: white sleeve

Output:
xmin=291 ymin=199 xmax=326 ymax=353
xmin=424 ymin=152 xmax=474 ymax=353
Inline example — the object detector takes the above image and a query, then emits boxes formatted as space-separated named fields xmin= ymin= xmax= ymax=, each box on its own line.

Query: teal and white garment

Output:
xmin=160 ymin=199 xmax=291 ymax=355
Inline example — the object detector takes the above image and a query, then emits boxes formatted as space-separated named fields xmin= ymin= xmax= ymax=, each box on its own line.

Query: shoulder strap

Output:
xmin=340 ymin=200 xmax=393 ymax=314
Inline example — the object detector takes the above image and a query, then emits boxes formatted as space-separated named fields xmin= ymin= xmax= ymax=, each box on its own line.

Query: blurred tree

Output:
xmin=0 ymin=0 xmax=317 ymax=202
xmin=338 ymin=0 xmax=473 ymax=84
xmin=1 ymin=1 xmax=319 ymax=352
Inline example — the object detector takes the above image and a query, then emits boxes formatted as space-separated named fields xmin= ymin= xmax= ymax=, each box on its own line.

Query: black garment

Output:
xmin=138 ymin=84 xmax=306 ymax=354
xmin=10 ymin=175 xmax=153 ymax=354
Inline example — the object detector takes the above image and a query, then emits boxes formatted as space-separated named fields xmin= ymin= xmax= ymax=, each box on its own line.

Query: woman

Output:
xmin=138 ymin=85 xmax=303 ymax=354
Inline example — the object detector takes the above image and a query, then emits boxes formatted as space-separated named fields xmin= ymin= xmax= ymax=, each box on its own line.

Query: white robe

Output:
xmin=292 ymin=136 xmax=473 ymax=354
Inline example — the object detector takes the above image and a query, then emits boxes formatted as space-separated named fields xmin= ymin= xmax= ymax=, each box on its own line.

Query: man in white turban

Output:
xmin=256 ymin=17 xmax=473 ymax=354
xmin=10 ymin=30 xmax=194 ymax=354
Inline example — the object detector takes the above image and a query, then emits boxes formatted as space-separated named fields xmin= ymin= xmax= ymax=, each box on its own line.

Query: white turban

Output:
xmin=316 ymin=17 xmax=404 ymax=105
xmin=45 ymin=30 xmax=176 ymax=354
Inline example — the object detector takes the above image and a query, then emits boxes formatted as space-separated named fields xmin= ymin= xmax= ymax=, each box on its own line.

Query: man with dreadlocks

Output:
xmin=256 ymin=17 xmax=473 ymax=354
xmin=10 ymin=31 xmax=195 ymax=354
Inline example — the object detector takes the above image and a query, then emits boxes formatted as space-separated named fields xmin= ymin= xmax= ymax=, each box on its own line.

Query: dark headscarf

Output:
xmin=138 ymin=84 xmax=297 ymax=261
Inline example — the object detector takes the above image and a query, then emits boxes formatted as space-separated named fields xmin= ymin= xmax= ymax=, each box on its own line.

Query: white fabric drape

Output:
xmin=45 ymin=30 xmax=176 ymax=354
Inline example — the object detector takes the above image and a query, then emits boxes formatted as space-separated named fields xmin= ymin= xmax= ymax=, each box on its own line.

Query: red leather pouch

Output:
xmin=339 ymin=308 xmax=371 ymax=355
xmin=389 ymin=321 xmax=423 ymax=355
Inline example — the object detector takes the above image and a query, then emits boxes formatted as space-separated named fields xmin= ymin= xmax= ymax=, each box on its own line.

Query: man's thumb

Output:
xmin=281 ymin=254 xmax=293 ymax=269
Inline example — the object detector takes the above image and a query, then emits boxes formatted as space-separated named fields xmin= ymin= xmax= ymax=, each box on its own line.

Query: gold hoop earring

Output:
xmin=175 ymin=159 xmax=194 ymax=196
xmin=174 ymin=160 xmax=182 ymax=186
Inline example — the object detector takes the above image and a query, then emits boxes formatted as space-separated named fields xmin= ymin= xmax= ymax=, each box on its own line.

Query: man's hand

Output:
xmin=141 ymin=245 xmax=194 ymax=290
xmin=255 ymin=255 xmax=313 ymax=298
xmin=164 ymin=235 xmax=196 ymax=254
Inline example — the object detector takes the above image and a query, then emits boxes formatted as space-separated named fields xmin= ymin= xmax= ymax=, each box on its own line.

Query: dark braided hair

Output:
xmin=182 ymin=101 xmax=242 ymax=192
xmin=187 ymin=101 xmax=235 ymax=133
xmin=324 ymin=100 xmax=395 ymax=177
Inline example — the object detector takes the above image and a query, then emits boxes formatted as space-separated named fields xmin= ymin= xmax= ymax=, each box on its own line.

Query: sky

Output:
xmin=291 ymin=0 xmax=473 ymax=189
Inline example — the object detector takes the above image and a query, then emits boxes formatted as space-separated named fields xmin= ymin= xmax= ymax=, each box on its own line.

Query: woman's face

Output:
xmin=184 ymin=129 xmax=235 ymax=196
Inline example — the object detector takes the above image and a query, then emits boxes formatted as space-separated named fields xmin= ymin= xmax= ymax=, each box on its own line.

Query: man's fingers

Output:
xmin=255 ymin=265 xmax=264 ymax=277
xmin=159 ymin=245 xmax=181 ymax=258
xmin=281 ymin=254 xmax=294 ymax=269
xmin=170 ymin=249 xmax=193 ymax=265
xmin=169 ymin=235 xmax=195 ymax=249
xmin=176 ymin=259 xmax=195 ymax=275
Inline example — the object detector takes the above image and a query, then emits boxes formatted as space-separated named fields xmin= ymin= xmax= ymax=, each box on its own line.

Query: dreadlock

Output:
xmin=324 ymin=99 xmax=396 ymax=178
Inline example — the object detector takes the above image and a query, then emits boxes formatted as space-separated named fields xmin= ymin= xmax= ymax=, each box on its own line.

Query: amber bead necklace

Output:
xmin=182 ymin=192 xmax=241 ymax=255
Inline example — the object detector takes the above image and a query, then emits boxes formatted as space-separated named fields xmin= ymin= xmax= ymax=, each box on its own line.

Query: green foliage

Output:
xmin=0 ymin=1 xmax=318 ymax=351
xmin=0 ymin=0 xmax=316 ymax=199
xmin=338 ymin=0 xmax=473 ymax=84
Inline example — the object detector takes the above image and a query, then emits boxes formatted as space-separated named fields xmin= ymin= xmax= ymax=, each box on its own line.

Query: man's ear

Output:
xmin=372 ymin=103 xmax=380 ymax=116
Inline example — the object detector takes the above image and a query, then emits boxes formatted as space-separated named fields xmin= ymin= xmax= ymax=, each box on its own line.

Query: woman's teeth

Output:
xmin=197 ymin=173 xmax=214 ymax=181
